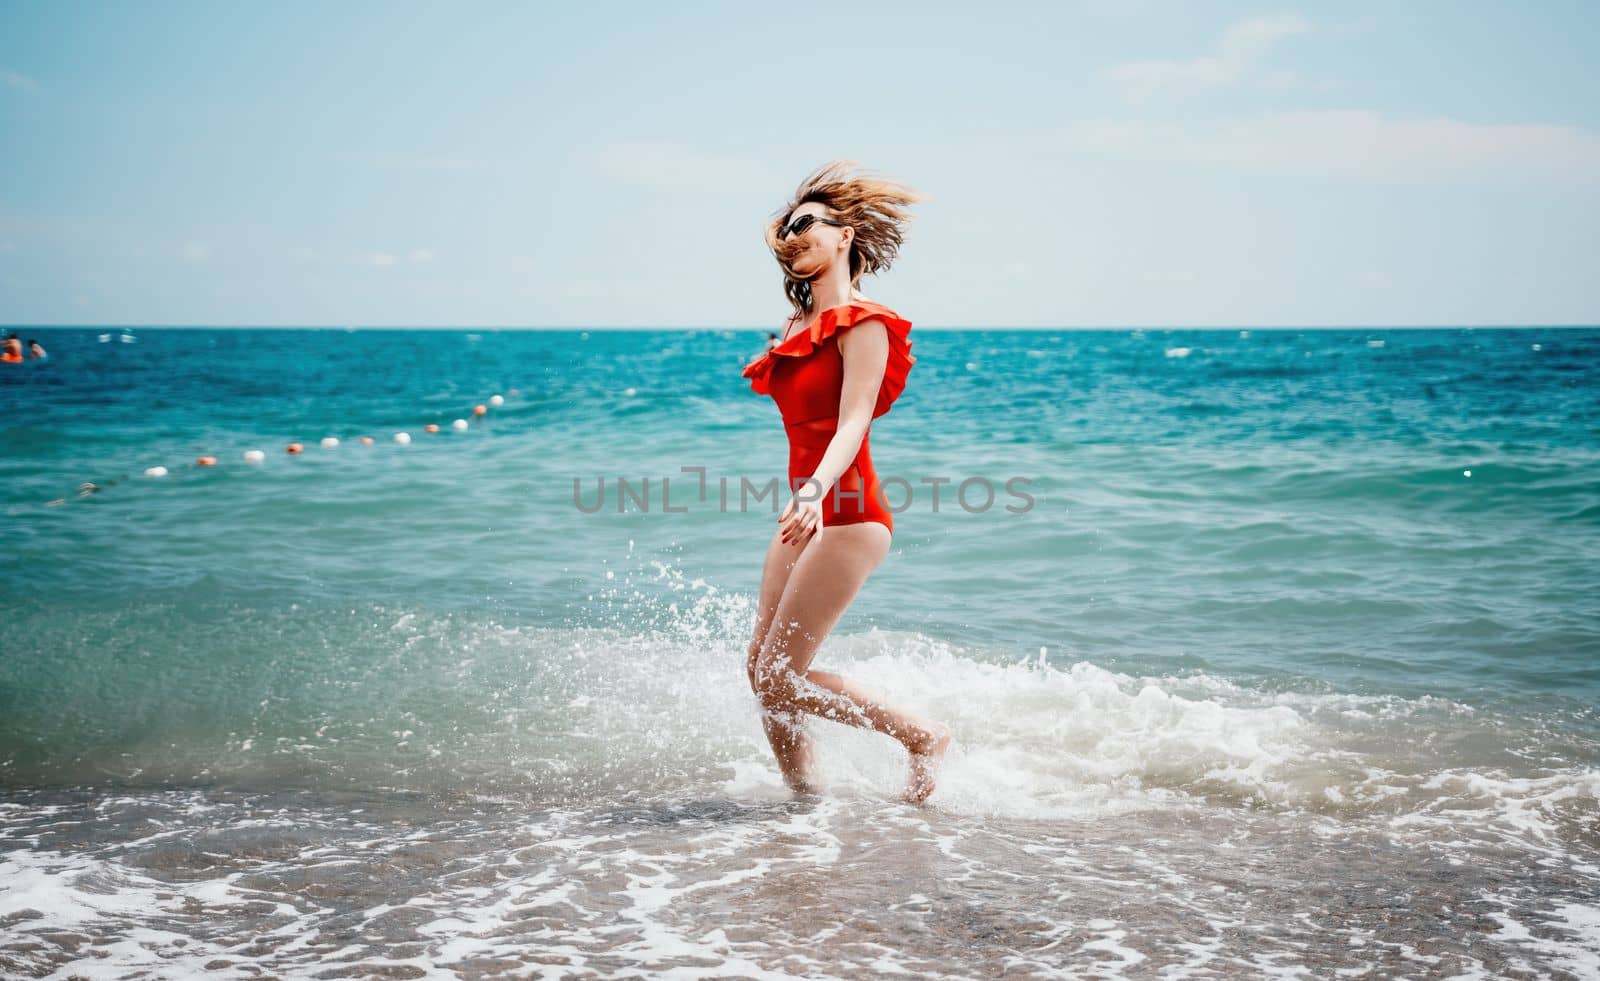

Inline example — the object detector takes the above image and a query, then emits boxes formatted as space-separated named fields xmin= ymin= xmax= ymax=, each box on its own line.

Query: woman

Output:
xmin=740 ymin=161 xmax=952 ymax=803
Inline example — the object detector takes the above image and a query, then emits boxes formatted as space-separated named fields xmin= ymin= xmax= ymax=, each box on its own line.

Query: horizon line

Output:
xmin=8 ymin=323 xmax=1599 ymax=332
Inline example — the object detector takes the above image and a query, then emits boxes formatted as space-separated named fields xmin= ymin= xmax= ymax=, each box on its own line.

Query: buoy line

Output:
xmin=41 ymin=388 xmax=522 ymax=509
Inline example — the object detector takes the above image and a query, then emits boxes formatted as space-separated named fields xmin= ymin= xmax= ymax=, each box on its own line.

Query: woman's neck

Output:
xmin=807 ymin=261 xmax=857 ymax=312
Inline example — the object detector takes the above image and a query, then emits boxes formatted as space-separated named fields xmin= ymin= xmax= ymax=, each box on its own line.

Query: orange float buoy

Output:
xmin=359 ymin=436 xmax=375 ymax=445
xmin=286 ymin=443 xmax=304 ymax=454
xmin=425 ymin=423 xmax=440 ymax=433
xmin=196 ymin=456 xmax=218 ymax=467
xmin=473 ymin=404 xmax=487 ymax=416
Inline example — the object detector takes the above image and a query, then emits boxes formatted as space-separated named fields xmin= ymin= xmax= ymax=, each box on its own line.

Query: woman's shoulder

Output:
xmin=828 ymin=300 xmax=916 ymax=419
xmin=808 ymin=296 xmax=906 ymax=322
xmin=828 ymin=297 xmax=909 ymax=329
xmin=839 ymin=294 xmax=891 ymax=314
xmin=816 ymin=300 xmax=914 ymax=363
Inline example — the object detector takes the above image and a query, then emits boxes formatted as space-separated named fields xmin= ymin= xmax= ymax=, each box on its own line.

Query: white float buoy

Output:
xmin=489 ymin=394 xmax=504 ymax=407
xmin=243 ymin=450 xmax=266 ymax=464
xmin=144 ymin=466 xmax=168 ymax=477
xmin=452 ymin=419 xmax=469 ymax=431
xmin=1463 ymin=470 xmax=1472 ymax=478
xmin=321 ymin=437 xmax=340 ymax=448
xmin=394 ymin=432 xmax=412 ymax=445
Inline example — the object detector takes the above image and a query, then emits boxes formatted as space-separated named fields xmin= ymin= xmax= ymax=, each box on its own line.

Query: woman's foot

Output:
xmin=901 ymin=723 xmax=952 ymax=804
xmin=783 ymin=772 xmax=823 ymax=796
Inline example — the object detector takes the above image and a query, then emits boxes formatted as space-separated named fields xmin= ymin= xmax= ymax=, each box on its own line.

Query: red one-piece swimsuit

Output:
xmin=740 ymin=300 xmax=916 ymax=533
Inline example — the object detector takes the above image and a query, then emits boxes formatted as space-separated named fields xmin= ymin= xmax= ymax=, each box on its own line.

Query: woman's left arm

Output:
xmin=804 ymin=317 xmax=889 ymax=495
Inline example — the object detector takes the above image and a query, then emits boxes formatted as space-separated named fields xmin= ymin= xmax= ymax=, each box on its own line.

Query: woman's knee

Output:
xmin=746 ymin=641 xmax=781 ymax=697
xmin=745 ymin=642 xmax=761 ymax=693
xmin=750 ymin=653 xmax=798 ymax=710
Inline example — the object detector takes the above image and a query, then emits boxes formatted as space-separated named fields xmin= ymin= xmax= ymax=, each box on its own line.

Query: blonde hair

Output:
xmin=765 ymin=160 xmax=926 ymax=320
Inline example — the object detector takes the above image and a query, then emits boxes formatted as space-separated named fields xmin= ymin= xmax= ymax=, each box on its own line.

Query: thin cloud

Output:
xmin=1 ymin=69 xmax=38 ymax=92
xmin=589 ymin=142 xmax=776 ymax=194
xmin=1068 ymin=110 xmax=1600 ymax=182
xmin=1107 ymin=13 xmax=1310 ymax=100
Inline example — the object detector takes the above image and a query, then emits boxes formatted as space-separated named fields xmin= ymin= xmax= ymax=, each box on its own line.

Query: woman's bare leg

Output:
xmin=751 ymin=522 xmax=952 ymax=802
xmin=746 ymin=524 xmax=819 ymax=792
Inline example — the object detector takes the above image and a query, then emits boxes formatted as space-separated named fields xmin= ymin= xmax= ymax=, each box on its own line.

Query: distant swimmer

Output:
xmin=1 ymin=334 xmax=22 ymax=364
xmin=27 ymin=339 xmax=46 ymax=361
xmin=742 ymin=333 xmax=783 ymax=372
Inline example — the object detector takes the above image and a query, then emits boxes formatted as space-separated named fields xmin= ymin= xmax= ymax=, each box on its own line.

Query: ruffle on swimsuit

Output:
xmin=740 ymin=300 xmax=915 ymax=419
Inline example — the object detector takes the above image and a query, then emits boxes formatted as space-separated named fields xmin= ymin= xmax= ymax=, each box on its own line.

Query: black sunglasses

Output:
xmin=778 ymin=213 xmax=848 ymax=240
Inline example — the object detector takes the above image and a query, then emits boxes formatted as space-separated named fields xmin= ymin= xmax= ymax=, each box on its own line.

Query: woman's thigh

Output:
xmin=755 ymin=521 xmax=891 ymax=679
xmin=749 ymin=526 xmax=805 ymax=653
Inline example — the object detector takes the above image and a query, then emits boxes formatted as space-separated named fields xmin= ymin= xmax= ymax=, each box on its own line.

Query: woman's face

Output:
xmin=778 ymin=203 xmax=851 ymax=281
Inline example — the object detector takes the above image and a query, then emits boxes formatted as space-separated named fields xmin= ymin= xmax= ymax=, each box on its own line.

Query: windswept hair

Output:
xmin=765 ymin=160 xmax=927 ymax=320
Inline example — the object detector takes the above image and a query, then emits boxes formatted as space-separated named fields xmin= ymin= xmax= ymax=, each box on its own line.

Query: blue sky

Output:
xmin=1 ymin=0 xmax=1595 ymax=327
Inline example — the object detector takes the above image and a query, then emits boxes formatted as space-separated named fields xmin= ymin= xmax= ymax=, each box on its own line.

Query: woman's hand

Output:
xmin=779 ymin=481 xmax=826 ymax=547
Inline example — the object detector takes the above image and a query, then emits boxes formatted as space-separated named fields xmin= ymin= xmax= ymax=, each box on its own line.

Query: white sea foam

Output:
xmin=778 ymin=637 xmax=1311 ymax=819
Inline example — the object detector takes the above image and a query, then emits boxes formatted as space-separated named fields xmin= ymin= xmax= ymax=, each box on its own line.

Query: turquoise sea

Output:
xmin=2 ymin=325 xmax=1598 ymax=978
